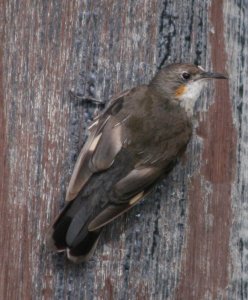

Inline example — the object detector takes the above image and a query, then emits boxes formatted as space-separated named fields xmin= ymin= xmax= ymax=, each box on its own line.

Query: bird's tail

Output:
xmin=46 ymin=149 xmax=134 ymax=262
xmin=46 ymin=195 xmax=102 ymax=263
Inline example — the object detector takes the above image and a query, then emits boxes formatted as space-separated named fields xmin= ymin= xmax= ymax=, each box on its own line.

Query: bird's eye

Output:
xmin=182 ymin=72 xmax=191 ymax=80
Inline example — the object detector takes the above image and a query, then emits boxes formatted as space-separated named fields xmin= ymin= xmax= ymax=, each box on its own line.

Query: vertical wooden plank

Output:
xmin=224 ymin=1 xmax=248 ymax=299
xmin=0 ymin=0 xmax=9 ymax=298
xmin=1 ymin=1 xmax=79 ymax=299
xmin=176 ymin=1 xmax=237 ymax=299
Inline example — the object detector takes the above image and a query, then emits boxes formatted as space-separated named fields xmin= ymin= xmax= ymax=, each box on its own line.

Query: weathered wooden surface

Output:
xmin=0 ymin=0 xmax=246 ymax=299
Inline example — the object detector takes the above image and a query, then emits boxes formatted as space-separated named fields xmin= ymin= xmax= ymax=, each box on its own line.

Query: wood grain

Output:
xmin=0 ymin=0 xmax=246 ymax=299
xmin=176 ymin=1 xmax=236 ymax=299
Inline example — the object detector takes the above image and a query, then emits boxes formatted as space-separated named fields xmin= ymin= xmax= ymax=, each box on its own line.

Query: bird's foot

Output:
xmin=69 ymin=91 xmax=106 ymax=108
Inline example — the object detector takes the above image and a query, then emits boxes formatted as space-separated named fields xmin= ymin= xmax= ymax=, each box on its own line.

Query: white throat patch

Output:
xmin=177 ymin=80 xmax=205 ymax=115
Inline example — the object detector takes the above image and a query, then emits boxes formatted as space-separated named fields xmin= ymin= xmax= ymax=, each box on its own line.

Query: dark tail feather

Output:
xmin=67 ymin=229 xmax=102 ymax=263
xmin=47 ymin=201 xmax=73 ymax=250
xmin=46 ymin=198 xmax=102 ymax=263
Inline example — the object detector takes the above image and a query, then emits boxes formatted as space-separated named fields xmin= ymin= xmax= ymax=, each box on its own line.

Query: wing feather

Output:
xmin=87 ymin=166 xmax=161 ymax=231
xmin=88 ymin=192 xmax=145 ymax=231
xmin=91 ymin=118 xmax=122 ymax=171
xmin=66 ymin=93 xmax=129 ymax=202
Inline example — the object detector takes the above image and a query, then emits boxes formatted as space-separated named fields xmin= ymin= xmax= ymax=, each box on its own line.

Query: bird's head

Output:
xmin=150 ymin=63 xmax=228 ymax=115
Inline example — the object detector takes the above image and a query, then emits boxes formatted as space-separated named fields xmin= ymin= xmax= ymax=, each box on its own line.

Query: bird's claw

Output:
xmin=69 ymin=90 xmax=106 ymax=108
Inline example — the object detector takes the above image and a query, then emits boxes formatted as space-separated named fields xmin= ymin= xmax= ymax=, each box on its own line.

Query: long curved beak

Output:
xmin=201 ymin=71 xmax=228 ymax=80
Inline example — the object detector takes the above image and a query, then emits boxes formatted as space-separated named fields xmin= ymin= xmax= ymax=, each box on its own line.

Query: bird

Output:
xmin=46 ymin=63 xmax=227 ymax=263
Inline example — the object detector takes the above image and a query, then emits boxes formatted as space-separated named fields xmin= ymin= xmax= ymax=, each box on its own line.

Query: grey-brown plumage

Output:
xmin=47 ymin=63 xmax=227 ymax=263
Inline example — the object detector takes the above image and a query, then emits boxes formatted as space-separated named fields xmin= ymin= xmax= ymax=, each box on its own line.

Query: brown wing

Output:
xmin=87 ymin=166 xmax=162 ymax=231
xmin=65 ymin=90 xmax=131 ymax=202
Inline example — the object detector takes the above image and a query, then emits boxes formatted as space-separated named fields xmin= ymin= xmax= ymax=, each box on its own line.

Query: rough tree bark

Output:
xmin=0 ymin=0 xmax=246 ymax=299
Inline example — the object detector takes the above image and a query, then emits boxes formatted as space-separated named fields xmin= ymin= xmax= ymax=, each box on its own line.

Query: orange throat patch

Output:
xmin=175 ymin=84 xmax=187 ymax=99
